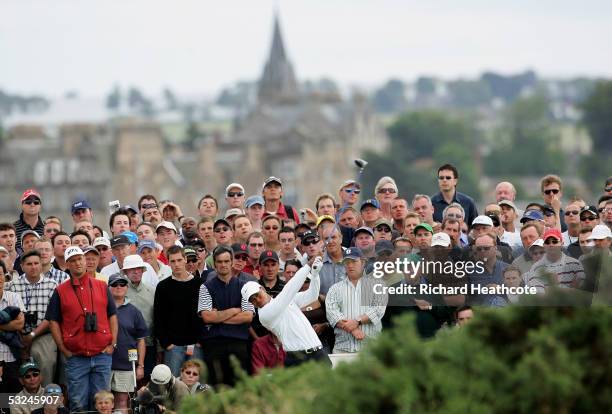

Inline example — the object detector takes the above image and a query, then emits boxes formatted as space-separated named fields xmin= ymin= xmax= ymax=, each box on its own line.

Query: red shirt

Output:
xmin=251 ymin=334 xmax=285 ymax=374
xmin=158 ymin=251 xmax=169 ymax=265
xmin=47 ymin=273 xmax=116 ymax=356
xmin=263 ymin=203 xmax=300 ymax=223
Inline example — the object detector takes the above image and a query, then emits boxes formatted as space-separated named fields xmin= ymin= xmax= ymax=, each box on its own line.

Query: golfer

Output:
xmin=241 ymin=256 xmax=331 ymax=367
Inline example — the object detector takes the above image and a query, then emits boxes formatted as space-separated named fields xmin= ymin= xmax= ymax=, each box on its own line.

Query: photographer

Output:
xmin=8 ymin=250 xmax=59 ymax=385
xmin=46 ymin=246 xmax=118 ymax=413
xmin=136 ymin=364 xmax=189 ymax=413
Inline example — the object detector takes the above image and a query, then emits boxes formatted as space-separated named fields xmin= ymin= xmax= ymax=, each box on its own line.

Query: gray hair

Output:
xmin=374 ymin=176 xmax=398 ymax=195
xmin=443 ymin=202 xmax=465 ymax=218
xmin=412 ymin=194 xmax=432 ymax=207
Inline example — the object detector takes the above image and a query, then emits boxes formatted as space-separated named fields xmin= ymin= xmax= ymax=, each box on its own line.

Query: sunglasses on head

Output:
xmin=543 ymin=189 xmax=560 ymax=195
xmin=110 ymin=281 xmax=128 ymax=288
xmin=23 ymin=371 xmax=40 ymax=380
xmin=302 ymin=238 xmax=320 ymax=247
xmin=214 ymin=227 xmax=230 ymax=233
xmin=544 ymin=238 xmax=560 ymax=245
xmin=344 ymin=188 xmax=361 ymax=194
xmin=565 ymin=210 xmax=580 ymax=216
xmin=377 ymin=188 xmax=396 ymax=194
xmin=438 ymin=176 xmax=453 ymax=180
xmin=375 ymin=226 xmax=391 ymax=233
xmin=227 ymin=191 xmax=244 ymax=198
xmin=142 ymin=203 xmax=158 ymax=210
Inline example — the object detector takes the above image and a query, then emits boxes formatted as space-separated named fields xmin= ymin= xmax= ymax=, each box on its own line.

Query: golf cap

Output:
xmin=498 ymin=199 xmax=517 ymax=211
xmin=316 ymin=215 xmax=335 ymax=227
xmin=354 ymin=226 xmax=374 ymax=237
xmin=259 ymin=250 xmax=279 ymax=264
xmin=137 ymin=239 xmax=157 ymax=253
xmin=431 ymin=232 xmax=452 ymax=247
xmin=529 ymin=239 xmax=544 ymax=248
xmin=110 ymin=235 xmax=130 ymax=248
xmin=19 ymin=361 xmax=40 ymax=377
xmin=82 ymin=246 xmax=100 ymax=256
xmin=245 ymin=195 xmax=265 ymax=209
xmin=360 ymin=198 xmax=380 ymax=210
xmin=150 ymin=364 xmax=173 ymax=385
xmin=64 ymin=246 xmax=84 ymax=261
xmin=20 ymin=230 xmax=40 ymax=245
xmin=263 ymin=176 xmax=283 ymax=188
xmin=413 ymin=223 xmax=433 ymax=235
xmin=232 ymin=243 xmax=248 ymax=256
xmin=472 ymin=215 xmax=494 ymax=227
xmin=520 ymin=210 xmax=545 ymax=223
xmin=214 ymin=218 xmax=231 ymax=229
xmin=339 ymin=179 xmax=360 ymax=190
xmin=542 ymin=228 xmax=562 ymax=242
xmin=225 ymin=183 xmax=245 ymax=194
xmin=224 ymin=208 xmax=244 ymax=220
xmin=108 ymin=273 xmax=129 ymax=285
xmin=93 ymin=237 xmax=111 ymax=248
xmin=21 ymin=189 xmax=41 ymax=202
xmin=71 ymin=199 xmax=91 ymax=214
xmin=375 ymin=240 xmax=394 ymax=255
xmin=580 ymin=205 xmax=599 ymax=217
xmin=343 ymin=247 xmax=363 ymax=261
xmin=156 ymin=221 xmax=177 ymax=233
xmin=588 ymin=224 xmax=612 ymax=240
xmin=241 ymin=281 xmax=262 ymax=302
xmin=122 ymin=254 xmax=147 ymax=270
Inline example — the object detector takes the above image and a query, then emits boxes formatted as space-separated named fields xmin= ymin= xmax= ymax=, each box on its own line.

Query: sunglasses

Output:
xmin=234 ymin=254 xmax=249 ymax=261
xmin=249 ymin=243 xmax=264 ymax=247
xmin=214 ymin=227 xmax=230 ymax=233
xmin=23 ymin=371 xmax=40 ymax=380
xmin=302 ymin=238 xmax=320 ymax=247
xmin=24 ymin=199 xmax=41 ymax=205
xmin=227 ymin=191 xmax=244 ymax=197
xmin=377 ymin=188 xmax=396 ymax=194
xmin=141 ymin=203 xmax=158 ymax=210
xmin=197 ymin=248 xmax=206 ymax=253
xmin=564 ymin=210 xmax=580 ymax=216
xmin=581 ymin=216 xmax=597 ymax=222
xmin=110 ymin=281 xmax=128 ymax=288
xmin=183 ymin=370 xmax=199 ymax=376
xmin=344 ymin=188 xmax=361 ymax=194
xmin=544 ymin=238 xmax=560 ymax=245
xmin=438 ymin=176 xmax=453 ymax=180
xmin=475 ymin=246 xmax=493 ymax=252
xmin=187 ymin=258 xmax=198 ymax=264
xmin=264 ymin=226 xmax=279 ymax=231
xmin=543 ymin=189 xmax=560 ymax=195
xmin=375 ymin=226 xmax=391 ymax=233
xmin=605 ymin=187 xmax=612 ymax=192
xmin=543 ymin=211 xmax=555 ymax=217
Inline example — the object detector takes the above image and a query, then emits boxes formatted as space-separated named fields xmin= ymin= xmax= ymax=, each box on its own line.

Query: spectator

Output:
xmin=83 ymin=246 xmax=107 ymax=282
xmin=156 ymin=221 xmax=180 ymax=263
xmin=412 ymin=194 xmax=440 ymax=232
xmin=9 ymin=250 xmax=58 ymax=386
xmin=338 ymin=180 xmax=361 ymax=208
xmin=197 ymin=195 xmax=218 ymax=220
xmin=46 ymin=246 xmax=117 ymax=412
xmin=512 ymin=223 xmax=544 ymax=274
xmin=213 ymin=218 xmax=234 ymax=248
xmin=494 ymin=181 xmax=517 ymax=203
xmin=225 ymin=183 xmax=246 ymax=209
xmin=373 ymin=218 xmax=393 ymax=242
xmin=562 ymin=202 xmax=582 ymax=247
xmin=232 ymin=214 xmax=253 ymax=244
xmin=108 ymin=273 xmax=147 ymax=410
xmin=21 ymin=231 xmax=41 ymax=255
xmin=153 ymin=246 xmax=203 ymax=377
xmin=140 ymin=364 xmax=189 ymax=412
xmin=278 ymin=227 xmax=301 ymax=272
xmin=431 ymin=163 xmax=478 ymax=227
xmin=42 ymin=217 xmax=62 ymax=240
xmin=262 ymin=177 xmax=300 ymax=223
xmin=142 ymin=205 xmax=163 ymax=227
xmin=93 ymin=390 xmax=115 ymax=414
xmin=259 ymin=251 xmax=285 ymax=297
xmin=413 ymin=223 xmax=433 ymax=253
xmin=455 ymin=306 xmax=474 ymax=327
xmin=442 ymin=203 xmax=468 ymax=247
xmin=467 ymin=233 xmax=508 ymax=305
xmin=101 ymin=235 xmax=158 ymax=287
xmin=70 ymin=199 xmax=94 ymax=226
xmin=178 ymin=359 xmax=211 ymax=394
xmin=315 ymin=193 xmax=337 ymax=217
xmin=30 ymin=383 xmax=67 ymax=414
xmin=245 ymin=195 xmax=265 ymax=232
xmin=261 ymin=215 xmax=282 ymax=251
xmin=353 ymin=227 xmax=375 ymax=259
xmin=137 ymin=239 xmax=172 ymax=281
xmin=34 ymin=237 xmax=69 ymax=284
xmin=0 ymin=223 xmax=19 ymax=278
xmin=319 ymin=225 xmax=346 ymax=297
xmin=251 ymin=333 xmax=286 ymax=374
xmin=93 ymin=237 xmax=114 ymax=270
xmin=0 ymin=258 xmax=25 ymax=392
xmin=499 ymin=200 xmax=522 ymax=249
xmin=326 ymin=248 xmax=386 ymax=353
xmin=360 ymin=199 xmax=381 ymax=228
xmin=338 ymin=206 xmax=361 ymax=229
xmin=198 ymin=246 xmax=255 ymax=386
xmin=390 ymin=198 xmax=409 ymax=234
xmin=243 ymin=232 xmax=265 ymax=278
xmin=14 ymin=189 xmax=45 ymax=252
xmin=540 ymin=174 xmax=566 ymax=232
xmin=11 ymin=361 xmax=44 ymax=414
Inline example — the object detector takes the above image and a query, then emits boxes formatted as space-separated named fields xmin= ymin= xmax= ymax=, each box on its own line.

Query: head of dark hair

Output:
xmin=70 ymin=229 xmax=92 ymax=244
xmin=284 ymin=259 xmax=302 ymax=270
xmin=598 ymin=194 xmax=612 ymax=205
xmin=0 ymin=223 xmax=16 ymax=233
xmin=437 ymin=163 xmax=459 ymax=179
xmin=454 ymin=305 xmax=472 ymax=321
xmin=109 ymin=208 xmax=132 ymax=229
xmin=212 ymin=245 xmax=233 ymax=263
xmin=138 ymin=194 xmax=158 ymax=210
xmin=198 ymin=194 xmax=218 ymax=210
xmin=278 ymin=226 xmax=296 ymax=238
xmin=52 ymin=231 xmax=70 ymax=246
xmin=166 ymin=245 xmax=185 ymax=259
xmin=20 ymin=249 xmax=42 ymax=264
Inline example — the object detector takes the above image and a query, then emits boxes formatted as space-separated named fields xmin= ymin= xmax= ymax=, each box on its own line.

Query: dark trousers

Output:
xmin=200 ymin=338 xmax=249 ymax=387
xmin=0 ymin=360 xmax=21 ymax=393
xmin=285 ymin=348 xmax=331 ymax=368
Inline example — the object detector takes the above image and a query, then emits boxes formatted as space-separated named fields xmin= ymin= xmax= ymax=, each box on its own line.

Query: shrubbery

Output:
xmin=181 ymin=303 xmax=612 ymax=414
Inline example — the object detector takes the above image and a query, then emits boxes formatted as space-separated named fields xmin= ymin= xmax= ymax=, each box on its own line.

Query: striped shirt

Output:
xmin=44 ymin=267 xmax=69 ymax=284
xmin=13 ymin=213 xmax=44 ymax=251
xmin=326 ymin=275 xmax=387 ymax=353
xmin=197 ymin=285 xmax=255 ymax=314
xmin=528 ymin=253 xmax=585 ymax=290
xmin=0 ymin=291 xmax=25 ymax=362
xmin=8 ymin=274 xmax=58 ymax=333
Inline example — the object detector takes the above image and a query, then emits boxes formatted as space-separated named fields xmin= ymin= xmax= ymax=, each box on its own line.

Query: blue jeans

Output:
xmin=164 ymin=345 xmax=204 ymax=377
xmin=65 ymin=353 xmax=112 ymax=412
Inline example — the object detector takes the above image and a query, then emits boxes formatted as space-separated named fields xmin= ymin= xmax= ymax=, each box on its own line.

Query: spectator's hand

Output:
xmin=343 ymin=319 xmax=359 ymax=332
xmin=351 ymin=328 xmax=366 ymax=340
xmin=414 ymin=299 xmax=432 ymax=311
xmin=550 ymin=196 xmax=561 ymax=212
xmin=313 ymin=323 xmax=328 ymax=335
xmin=311 ymin=256 xmax=323 ymax=277
xmin=166 ymin=344 xmax=175 ymax=351
xmin=103 ymin=344 xmax=115 ymax=355
xmin=303 ymin=208 xmax=318 ymax=224
xmin=61 ymin=348 xmax=73 ymax=358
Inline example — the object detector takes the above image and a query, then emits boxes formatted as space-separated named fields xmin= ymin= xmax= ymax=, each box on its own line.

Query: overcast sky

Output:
xmin=2 ymin=0 xmax=611 ymax=98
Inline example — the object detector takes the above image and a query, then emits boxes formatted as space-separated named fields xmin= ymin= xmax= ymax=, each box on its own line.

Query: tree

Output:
xmin=484 ymin=94 xmax=566 ymax=176
xmin=163 ymin=87 xmax=178 ymax=110
xmin=579 ymin=80 xmax=612 ymax=192
xmin=372 ymin=79 xmax=407 ymax=113
xmin=106 ymin=85 xmax=121 ymax=110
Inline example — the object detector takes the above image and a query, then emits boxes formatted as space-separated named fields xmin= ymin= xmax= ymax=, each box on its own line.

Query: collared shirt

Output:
xmin=325 ymin=275 xmax=386 ymax=353
xmin=8 ymin=273 xmax=58 ymax=333
xmin=0 ymin=291 xmax=25 ymax=362
xmin=126 ymin=280 xmax=156 ymax=336
xmin=10 ymin=386 xmax=45 ymax=414
xmin=113 ymin=299 xmax=148 ymax=371
xmin=258 ymin=265 xmax=322 ymax=352
xmin=501 ymin=230 xmax=522 ymax=250
xmin=13 ymin=212 xmax=44 ymax=251
xmin=562 ymin=230 xmax=579 ymax=247
xmin=279 ymin=249 xmax=303 ymax=272
xmin=467 ymin=260 xmax=508 ymax=305
xmin=319 ymin=250 xmax=347 ymax=296
xmin=260 ymin=277 xmax=285 ymax=297
xmin=528 ymin=253 xmax=585 ymax=290
xmin=431 ymin=191 xmax=478 ymax=228
xmin=251 ymin=334 xmax=286 ymax=374
xmin=101 ymin=261 xmax=159 ymax=288
xmin=512 ymin=252 xmax=535 ymax=278
xmin=154 ymin=260 xmax=173 ymax=281
xmin=44 ymin=266 xmax=69 ymax=284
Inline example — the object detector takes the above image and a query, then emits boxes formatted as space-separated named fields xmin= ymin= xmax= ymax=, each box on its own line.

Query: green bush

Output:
xmin=181 ymin=305 xmax=612 ymax=414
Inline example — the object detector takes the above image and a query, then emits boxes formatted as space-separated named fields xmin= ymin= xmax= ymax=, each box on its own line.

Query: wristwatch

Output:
xmin=357 ymin=318 xmax=362 ymax=326
xmin=30 ymin=332 xmax=36 ymax=338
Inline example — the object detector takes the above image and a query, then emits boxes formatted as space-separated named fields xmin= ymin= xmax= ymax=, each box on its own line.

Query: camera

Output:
xmin=84 ymin=312 xmax=97 ymax=332
xmin=131 ymin=388 xmax=165 ymax=414
xmin=24 ymin=311 xmax=38 ymax=326
xmin=108 ymin=200 xmax=121 ymax=214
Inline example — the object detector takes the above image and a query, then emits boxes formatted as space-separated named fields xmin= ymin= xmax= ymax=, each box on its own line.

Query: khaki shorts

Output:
xmin=111 ymin=370 xmax=136 ymax=392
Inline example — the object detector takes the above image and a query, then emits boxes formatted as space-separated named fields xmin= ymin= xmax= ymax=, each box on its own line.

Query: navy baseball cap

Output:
xmin=343 ymin=247 xmax=363 ymax=261
xmin=232 ymin=243 xmax=248 ymax=256
xmin=354 ymin=226 xmax=374 ymax=237
xmin=259 ymin=250 xmax=279 ymax=264
xmin=110 ymin=235 xmax=130 ymax=248
xmin=71 ymin=199 xmax=91 ymax=214
xmin=520 ymin=210 xmax=545 ymax=223
xmin=137 ymin=239 xmax=157 ymax=253
xmin=360 ymin=199 xmax=380 ymax=210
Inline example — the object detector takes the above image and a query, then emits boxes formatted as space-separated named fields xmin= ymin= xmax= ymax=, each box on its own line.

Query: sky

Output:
xmin=2 ymin=0 xmax=612 ymax=98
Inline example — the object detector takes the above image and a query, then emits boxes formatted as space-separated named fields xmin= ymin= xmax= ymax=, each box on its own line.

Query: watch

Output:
xmin=357 ymin=318 xmax=362 ymax=326
xmin=30 ymin=332 xmax=36 ymax=338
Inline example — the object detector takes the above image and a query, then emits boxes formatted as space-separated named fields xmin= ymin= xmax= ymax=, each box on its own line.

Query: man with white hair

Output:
xmin=495 ymin=181 xmax=517 ymax=203
xmin=241 ymin=256 xmax=331 ymax=367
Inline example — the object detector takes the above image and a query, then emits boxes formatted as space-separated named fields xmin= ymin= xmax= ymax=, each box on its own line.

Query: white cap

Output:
xmin=0 ymin=246 xmax=8 ymax=254
xmin=241 ymin=281 xmax=262 ymax=303
xmin=64 ymin=246 xmax=84 ymax=262
xmin=93 ymin=237 xmax=111 ymax=248
xmin=431 ymin=232 xmax=451 ymax=247
xmin=122 ymin=255 xmax=147 ymax=270
xmin=150 ymin=364 xmax=172 ymax=385
xmin=156 ymin=221 xmax=177 ymax=233
xmin=472 ymin=215 xmax=494 ymax=227
xmin=225 ymin=183 xmax=245 ymax=194
xmin=224 ymin=208 xmax=244 ymax=219
xmin=588 ymin=224 xmax=612 ymax=240
xmin=529 ymin=239 xmax=544 ymax=248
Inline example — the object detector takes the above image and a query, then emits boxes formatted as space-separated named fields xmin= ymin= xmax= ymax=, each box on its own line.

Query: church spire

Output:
xmin=257 ymin=13 xmax=299 ymax=104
